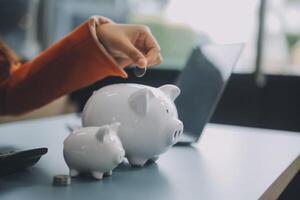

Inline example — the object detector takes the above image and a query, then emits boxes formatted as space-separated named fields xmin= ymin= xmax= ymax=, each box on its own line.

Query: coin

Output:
xmin=134 ymin=66 xmax=147 ymax=77
xmin=53 ymin=175 xmax=71 ymax=186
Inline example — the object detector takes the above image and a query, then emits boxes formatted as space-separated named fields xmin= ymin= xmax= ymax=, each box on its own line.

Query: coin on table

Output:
xmin=53 ymin=175 xmax=71 ymax=186
xmin=134 ymin=66 xmax=147 ymax=77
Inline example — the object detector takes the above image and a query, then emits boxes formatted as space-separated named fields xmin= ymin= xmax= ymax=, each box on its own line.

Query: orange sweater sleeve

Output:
xmin=0 ymin=17 xmax=127 ymax=116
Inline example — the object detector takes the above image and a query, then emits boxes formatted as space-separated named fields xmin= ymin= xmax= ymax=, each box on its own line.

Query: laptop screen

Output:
xmin=175 ymin=44 xmax=243 ymax=142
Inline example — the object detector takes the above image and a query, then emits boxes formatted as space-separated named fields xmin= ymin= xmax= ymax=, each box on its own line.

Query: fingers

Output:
xmin=154 ymin=53 xmax=163 ymax=66
xmin=146 ymin=48 xmax=162 ymax=66
xmin=115 ymin=58 xmax=132 ymax=68
xmin=99 ymin=23 xmax=162 ymax=69
xmin=141 ymin=27 xmax=162 ymax=67
xmin=97 ymin=16 xmax=115 ymax=24
xmin=118 ymin=40 xmax=147 ymax=68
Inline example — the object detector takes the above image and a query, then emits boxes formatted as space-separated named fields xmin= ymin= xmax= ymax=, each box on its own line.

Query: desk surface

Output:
xmin=0 ymin=114 xmax=299 ymax=200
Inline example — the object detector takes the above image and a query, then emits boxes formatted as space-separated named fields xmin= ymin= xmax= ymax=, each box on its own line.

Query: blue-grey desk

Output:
xmin=0 ymin=114 xmax=299 ymax=200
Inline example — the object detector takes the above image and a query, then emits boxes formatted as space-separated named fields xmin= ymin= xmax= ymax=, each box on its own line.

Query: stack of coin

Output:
xmin=53 ymin=175 xmax=71 ymax=186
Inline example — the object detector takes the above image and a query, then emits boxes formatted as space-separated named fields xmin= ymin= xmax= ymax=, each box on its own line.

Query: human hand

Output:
xmin=97 ymin=23 xmax=162 ymax=69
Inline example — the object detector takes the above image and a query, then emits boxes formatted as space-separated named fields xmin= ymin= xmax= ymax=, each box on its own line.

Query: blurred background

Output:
xmin=0 ymin=0 xmax=299 ymax=197
xmin=1 ymin=0 xmax=300 ymax=132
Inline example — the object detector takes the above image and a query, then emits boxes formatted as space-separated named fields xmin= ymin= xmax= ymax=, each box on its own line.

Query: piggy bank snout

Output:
xmin=114 ymin=149 xmax=125 ymax=165
xmin=166 ymin=118 xmax=183 ymax=146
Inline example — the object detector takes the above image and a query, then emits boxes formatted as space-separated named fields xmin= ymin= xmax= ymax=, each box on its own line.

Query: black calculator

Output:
xmin=0 ymin=147 xmax=48 ymax=175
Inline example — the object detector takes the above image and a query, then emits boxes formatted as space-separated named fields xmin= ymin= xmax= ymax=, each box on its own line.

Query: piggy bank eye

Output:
xmin=166 ymin=108 xmax=169 ymax=114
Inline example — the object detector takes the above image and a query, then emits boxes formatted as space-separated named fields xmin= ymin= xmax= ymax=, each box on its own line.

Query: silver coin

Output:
xmin=53 ymin=175 xmax=71 ymax=186
xmin=134 ymin=66 xmax=147 ymax=77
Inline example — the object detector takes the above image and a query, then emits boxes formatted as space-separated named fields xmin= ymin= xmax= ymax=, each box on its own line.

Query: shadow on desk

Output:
xmin=0 ymin=166 xmax=51 ymax=193
xmin=0 ymin=159 xmax=173 ymax=200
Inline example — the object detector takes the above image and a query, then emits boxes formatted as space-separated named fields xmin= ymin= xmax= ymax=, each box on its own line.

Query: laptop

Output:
xmin=175 ymin=43 xmax=244 ymax=144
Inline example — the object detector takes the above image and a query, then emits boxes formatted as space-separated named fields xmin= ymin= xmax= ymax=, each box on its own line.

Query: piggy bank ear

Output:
xmin=129 ymin=88 xmax=154 ymax=116
xmin=159 ymin=84 xmax=181 ymax=101
xmin=95 ymin=125 xmax=110 ymax=142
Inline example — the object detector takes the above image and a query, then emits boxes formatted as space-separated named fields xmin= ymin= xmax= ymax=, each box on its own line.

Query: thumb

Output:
xmin=119 ymin=41 xmax=147 ymax=68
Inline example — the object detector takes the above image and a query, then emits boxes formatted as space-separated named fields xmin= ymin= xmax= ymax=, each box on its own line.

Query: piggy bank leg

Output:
xmin=148 ymin=156 xmax=159 ymax=163
xmin=127 ymin=157 xmax=147 ymax=167
xmin=104 ymin=170 xmax=112 ymax=176
xmin=91 ymin=171 xmax=103 ymax=180
xmin=69 ymin=169 xmax=79 ymax=177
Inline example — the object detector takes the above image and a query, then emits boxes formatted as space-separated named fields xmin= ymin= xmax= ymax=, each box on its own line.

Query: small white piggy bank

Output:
xmin=82 ymin=84 xmax=183 ymax=166
xmin=63 ymin=123 xmax=125 ymax=179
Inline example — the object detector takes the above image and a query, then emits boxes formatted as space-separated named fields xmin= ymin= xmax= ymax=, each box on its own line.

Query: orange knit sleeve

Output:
xmin=0 ymin=17 xmax=127 ymax=115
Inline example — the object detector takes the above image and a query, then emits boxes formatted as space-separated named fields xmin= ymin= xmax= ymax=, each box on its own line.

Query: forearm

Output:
xmin=0 ymin=17 xmax=126 ymax=115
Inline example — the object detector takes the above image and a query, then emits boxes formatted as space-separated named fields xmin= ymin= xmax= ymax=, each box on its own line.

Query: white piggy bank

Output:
xmin=82 ymin=84 xmax=183 ymax=166
xmin=63 ymin=123 xmax=125 ymax=179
